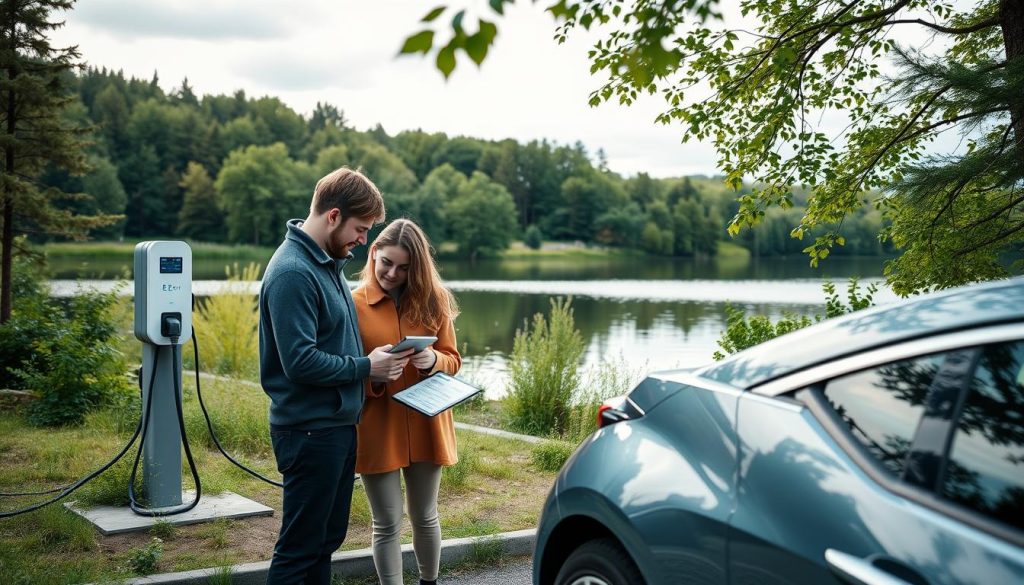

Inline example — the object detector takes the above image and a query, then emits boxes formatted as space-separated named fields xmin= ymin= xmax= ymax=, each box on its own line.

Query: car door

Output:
xmin=728 ymin=327 xmax=1024 ymax=585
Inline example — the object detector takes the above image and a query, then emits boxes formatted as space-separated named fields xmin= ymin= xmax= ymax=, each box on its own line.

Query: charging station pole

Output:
xmin=133 ymin=241 xmax=193 ymax=510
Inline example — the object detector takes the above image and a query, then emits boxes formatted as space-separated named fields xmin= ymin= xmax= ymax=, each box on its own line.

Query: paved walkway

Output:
xmin=444 ymin=555 xmax=533 ymax=584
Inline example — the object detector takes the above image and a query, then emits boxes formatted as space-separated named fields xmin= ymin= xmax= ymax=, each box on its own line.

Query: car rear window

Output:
xmin=823 ymin=355 xmax=941 ymax=476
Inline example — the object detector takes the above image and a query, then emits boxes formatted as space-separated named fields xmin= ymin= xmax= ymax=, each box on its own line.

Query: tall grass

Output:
xmin=182 ymin=377 xmax=272 ymax=456
xmin=190 ymin=263 xmax=260 ymax=380
xmin=562 ymin=355 xmax=647 ymax=443
xmin=503 ymin=297 xmax=585 ymax=436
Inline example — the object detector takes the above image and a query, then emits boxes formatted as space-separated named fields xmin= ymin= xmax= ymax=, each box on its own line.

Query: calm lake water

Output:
xmin=52 ymin=255 xmax=896 ymax=398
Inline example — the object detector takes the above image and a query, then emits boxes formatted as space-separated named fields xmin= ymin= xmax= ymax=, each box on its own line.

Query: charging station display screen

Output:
xmin=160 ymin=257 xmax=183 ymax=274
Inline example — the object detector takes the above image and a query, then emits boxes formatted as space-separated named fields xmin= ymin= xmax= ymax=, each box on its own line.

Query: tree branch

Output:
xmin=884 ymin=16 xmax=1000 ymax=35
xmin=954 ymin=219 xmax=1024 ymax=257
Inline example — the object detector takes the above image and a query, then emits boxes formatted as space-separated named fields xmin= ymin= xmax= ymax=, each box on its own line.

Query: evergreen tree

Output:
xmin=1 ymin=0 xmax=119 ymax=322
xmin=177 ymin=162 xmax=222 ymax=240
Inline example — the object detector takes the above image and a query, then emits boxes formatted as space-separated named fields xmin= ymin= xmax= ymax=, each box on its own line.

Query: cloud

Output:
xmin=232 ymin=53 xmax=370 ymax=92
xmin=70 ymin=1 xmax=294 ymax=41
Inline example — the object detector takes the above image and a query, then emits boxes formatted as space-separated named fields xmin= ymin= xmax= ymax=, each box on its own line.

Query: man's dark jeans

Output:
xmin=267 ymin=425 xmax=357 ymax=585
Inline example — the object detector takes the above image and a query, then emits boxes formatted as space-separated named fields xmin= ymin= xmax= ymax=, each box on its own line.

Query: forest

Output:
xmin=40 ymin=67 xmax=892 ymax=258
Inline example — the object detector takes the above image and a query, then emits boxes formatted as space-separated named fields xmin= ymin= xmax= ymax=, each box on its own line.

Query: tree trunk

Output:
xmin=1 ymin=198 xmax=12 ymax=324
xmin=2 ymin=7 xmax=14 ymax=324
xmin=1002 ymin=0 xmax=1024 ymax=163
xmin=2 ymin=82 xmax=14 ymax=323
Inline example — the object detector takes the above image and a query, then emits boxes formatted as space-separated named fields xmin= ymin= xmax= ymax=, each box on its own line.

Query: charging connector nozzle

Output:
xmin=161 ymin=312 xmax=182 ymax=342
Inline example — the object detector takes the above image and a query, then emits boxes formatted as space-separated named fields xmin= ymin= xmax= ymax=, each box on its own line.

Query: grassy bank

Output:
xmin=0 ymin=375 xmax=558 ymax=584
xmin=43 ymin=241 xmax=277 ymax=263
xmin=44 ymin=238 xmax=745 ymax=269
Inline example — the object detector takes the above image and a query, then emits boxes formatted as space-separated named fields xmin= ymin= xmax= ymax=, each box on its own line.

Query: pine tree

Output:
xmin=1 ymin=0 xmax=120 ymax=322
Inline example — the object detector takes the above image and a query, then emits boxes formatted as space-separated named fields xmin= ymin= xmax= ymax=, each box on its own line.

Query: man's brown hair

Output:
xmin=312 ymin=167 xmax=385 ymax=222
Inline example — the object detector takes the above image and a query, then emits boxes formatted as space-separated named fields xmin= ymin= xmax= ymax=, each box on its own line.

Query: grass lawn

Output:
xmin=0 ymin=375 xmax=558 ymax=584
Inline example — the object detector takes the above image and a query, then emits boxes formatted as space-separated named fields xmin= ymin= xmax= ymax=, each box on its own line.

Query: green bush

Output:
xmin=150 ymin=520 xmax=176 ymax=540
xmin=523 ymin=224 xmax=543 ymax=250
xmin=531 ymin=441 xmax=575 ymax=472
xmin=714 ymin=278 xmax=878 ymax=360
xmin=504 ymin=297 xmax=585 ymax=436
xmin=0 ymin=249 xmax=133 ymax=426
xmin=0 ymin=252 xmax=53 ymax=389
xmin=127 ymin=537 xmax=163 ymax=575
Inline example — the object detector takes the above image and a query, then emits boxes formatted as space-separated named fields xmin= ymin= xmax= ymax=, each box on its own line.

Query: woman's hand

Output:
xmin=411 ymin=348 xmax=437 ymax=371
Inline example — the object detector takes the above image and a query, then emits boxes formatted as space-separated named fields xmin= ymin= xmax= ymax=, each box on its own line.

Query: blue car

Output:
xmin=534 ymin=277 xmax=1024 ymax=585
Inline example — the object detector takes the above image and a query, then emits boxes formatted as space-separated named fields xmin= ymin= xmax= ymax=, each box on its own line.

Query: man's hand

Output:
xmin=411 ymin=348 xmax=437 ymax=371
xmin=368 ymin=345 xmax=413 ymax=383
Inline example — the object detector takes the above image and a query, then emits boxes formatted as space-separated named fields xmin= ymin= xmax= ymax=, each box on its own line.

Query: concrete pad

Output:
xmin=66 ymin=491 xmax=273 ymax=536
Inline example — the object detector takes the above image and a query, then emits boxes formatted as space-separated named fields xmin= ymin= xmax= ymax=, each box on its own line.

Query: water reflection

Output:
xmin=454 ymin=292 xmax=821 ymax=398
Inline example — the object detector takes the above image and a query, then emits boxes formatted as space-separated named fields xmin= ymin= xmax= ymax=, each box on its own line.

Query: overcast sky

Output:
xmin=50 ymin=0 xmax=720 ymax=178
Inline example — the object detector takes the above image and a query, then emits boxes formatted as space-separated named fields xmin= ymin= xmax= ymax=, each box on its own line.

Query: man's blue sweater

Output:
xmin=259 ymin=219 xmax=371 ymax=429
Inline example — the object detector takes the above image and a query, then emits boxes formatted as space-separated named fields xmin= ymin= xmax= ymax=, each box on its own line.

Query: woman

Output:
xmin=353 ymin=218 xmax=461 ymax=585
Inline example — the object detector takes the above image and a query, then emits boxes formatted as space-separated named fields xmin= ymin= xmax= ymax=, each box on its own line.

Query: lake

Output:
xmin=51 ymin=254 xmax=896 ymax=398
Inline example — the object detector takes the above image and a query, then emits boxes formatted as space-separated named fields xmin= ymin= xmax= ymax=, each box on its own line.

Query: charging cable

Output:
xmin=0 ymin=353 xmax=158 ymax=518
xmin=127 ymin=318 xmax=202 ymax=516
xmin=189 ymin=307 xmax=283 ymax=487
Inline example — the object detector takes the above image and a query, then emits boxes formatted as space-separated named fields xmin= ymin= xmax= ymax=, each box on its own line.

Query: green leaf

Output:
xmin=478 ymin=19 xmax=498 ymax=43
xmin=452 ymin=9 xmax=466 ymax=32
xmin=436 ymin=44 xmax=457 ymax=78
xmin=465 ymin=33 xmax=490 ymax=65
xmin=489 ymin=0 xmax=506 ymax=15
xmin=400 ymin=30 xmax=435 ymax=55
xmin=421 ymin=6 xmax=446 ymax=22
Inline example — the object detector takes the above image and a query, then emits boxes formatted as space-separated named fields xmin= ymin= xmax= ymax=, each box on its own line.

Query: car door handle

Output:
xmin=825 ymin=549 xmax=929 ymax=585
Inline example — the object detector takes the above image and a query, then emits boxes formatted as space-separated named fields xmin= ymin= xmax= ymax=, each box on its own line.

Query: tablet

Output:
xmin=392 ymin=372 xmax=482 ymax=417
xmin=388 ymin=335 xmax=437 ymax=354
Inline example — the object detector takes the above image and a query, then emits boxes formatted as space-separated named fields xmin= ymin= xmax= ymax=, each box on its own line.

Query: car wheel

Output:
xmin=555 ymin=538 xmax=645 ymax=585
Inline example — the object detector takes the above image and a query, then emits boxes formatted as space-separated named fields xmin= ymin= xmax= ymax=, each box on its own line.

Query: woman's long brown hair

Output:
xmin=360 ymin=219 xmax=459 ymax=330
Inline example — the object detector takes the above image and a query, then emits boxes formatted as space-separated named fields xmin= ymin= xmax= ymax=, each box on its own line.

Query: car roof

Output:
xmin=696 ymin=276 xmax=1024 ymax=390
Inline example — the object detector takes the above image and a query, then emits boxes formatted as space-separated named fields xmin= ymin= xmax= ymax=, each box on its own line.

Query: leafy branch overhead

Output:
xmin=403 ymin=0 xmax=1024 ymax=294
xmin=399 ymin=3 xmax=502 ymax=77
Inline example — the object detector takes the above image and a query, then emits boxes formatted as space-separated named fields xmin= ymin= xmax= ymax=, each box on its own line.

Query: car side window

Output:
xmin=940 ymin=341 xmax=1024 ymax=531
xmin=822 ymin=354 xmax=943 ymax=476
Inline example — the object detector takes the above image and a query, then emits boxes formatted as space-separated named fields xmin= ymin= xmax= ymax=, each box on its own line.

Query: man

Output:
xmin=259 ymin=166 xmax=413 ymax=584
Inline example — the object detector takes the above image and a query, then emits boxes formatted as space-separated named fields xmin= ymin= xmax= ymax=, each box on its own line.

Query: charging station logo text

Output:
xmin=162 ymin=284 xmax=182 ymax=292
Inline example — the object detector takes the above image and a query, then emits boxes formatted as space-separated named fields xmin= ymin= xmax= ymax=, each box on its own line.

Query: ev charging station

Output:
xmin=133 ymin=241 xmax=192 ymax=510
xmin=61 ymin=241 xmax=273 ymax=534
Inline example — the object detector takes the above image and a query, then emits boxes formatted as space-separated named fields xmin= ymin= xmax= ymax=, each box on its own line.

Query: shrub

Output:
xmin=504 ymin=297 xmax=585 ymax=436
xmin=127 ymin=537 xmax=163 ymax=575
xmin=149 ymin=520 xmax=176 ymax=540
xmin=531 ymin=441 xmax=575 ymax=472
xmin=523 ymin=224 xmax=543 ymax=250
xmin=191 ymin=263 xmax=260 ymax=380
xmin=0 ymin=252 xmax=53 ymax=389
xmin=714 ymin=278 xmax=878 ymax=360
xmin=1 ymin=251 xmax=133 ymax=426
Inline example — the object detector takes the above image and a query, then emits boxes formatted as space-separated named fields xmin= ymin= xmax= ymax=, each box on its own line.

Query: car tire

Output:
xmin=555 ymin=537 xmax=645 ymax=585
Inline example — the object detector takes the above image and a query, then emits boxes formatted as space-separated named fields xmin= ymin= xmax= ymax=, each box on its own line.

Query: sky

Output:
xmin=50 ymin=0 xmax=720 ymax=179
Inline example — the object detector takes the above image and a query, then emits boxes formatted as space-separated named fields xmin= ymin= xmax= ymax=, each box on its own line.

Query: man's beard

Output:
xmin=325 ymin=229 xmax=355 ymax=259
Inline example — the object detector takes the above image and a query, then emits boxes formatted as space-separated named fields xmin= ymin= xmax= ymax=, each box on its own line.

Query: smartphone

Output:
xmin=388 ymin=336 xmax=437 ymax=354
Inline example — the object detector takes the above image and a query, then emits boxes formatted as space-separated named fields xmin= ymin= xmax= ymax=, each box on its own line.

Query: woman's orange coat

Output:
xmin=352 ymin=277 xmax=462 ymax=475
